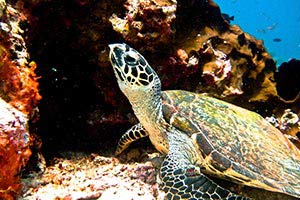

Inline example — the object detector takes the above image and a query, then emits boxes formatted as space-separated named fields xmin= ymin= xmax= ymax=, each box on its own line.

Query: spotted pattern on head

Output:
xmin=109 ymin=43 xmax=155 ymax=87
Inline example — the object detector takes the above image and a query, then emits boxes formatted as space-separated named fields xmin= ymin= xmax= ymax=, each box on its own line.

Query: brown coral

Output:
xmin=170 ymin=24 xmax=278 ymax=104
xmin=0 ymin=2 xmax=41 ymax=199
xmin=110 ymin=0 xmax=177 ymax=48
xmin=0 ymin=98 xmax=31 ymax=200
xmin=0 ymin=3 xmax=41 ymax=115
xmin=0 ymin=47 xmax=41 ymax=115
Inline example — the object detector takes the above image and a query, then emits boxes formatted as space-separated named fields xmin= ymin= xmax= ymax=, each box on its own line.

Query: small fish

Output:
xmin=222 ymin=13 xmax=234 ymax=23
xmin=267 ymin=22 xmax=278 ymax=30
xmin=273 ymin=38 xmax=282 ymax=42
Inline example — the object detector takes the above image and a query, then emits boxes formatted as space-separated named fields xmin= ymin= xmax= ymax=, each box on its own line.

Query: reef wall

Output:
xmin=0 ymin=1 xmax=41 ymax=199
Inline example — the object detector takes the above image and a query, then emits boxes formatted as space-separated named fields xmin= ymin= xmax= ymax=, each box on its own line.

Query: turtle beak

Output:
xmin=109 ymin=43 xmax=121 ymax=67
xmin=109 ymin=43 xmax=127 ymax=54
xmin=109 ymin=43 xmax=120 ymax=60
xmin=109 ymin=43 xmax=126 ymax=82
xmin=108 ymin=43 xmax=119 ymax=51
xmin=108 ymin=43 xmax=126 ymax=66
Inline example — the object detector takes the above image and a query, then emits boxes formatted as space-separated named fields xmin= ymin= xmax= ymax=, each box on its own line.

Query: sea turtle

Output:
xmin=109 ymin=43 xmax=300 ymax=200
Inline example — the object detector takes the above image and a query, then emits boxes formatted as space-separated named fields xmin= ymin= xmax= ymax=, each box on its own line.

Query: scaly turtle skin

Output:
xmin=109 ymin=43 xmax=300 ymax=199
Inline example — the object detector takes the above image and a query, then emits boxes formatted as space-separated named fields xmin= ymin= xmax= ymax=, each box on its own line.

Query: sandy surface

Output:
xmin=20 ymin=149 xmax=165 ymax=200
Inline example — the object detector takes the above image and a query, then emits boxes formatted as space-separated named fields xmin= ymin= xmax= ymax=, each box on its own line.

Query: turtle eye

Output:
xmin=124 ymin=51 xmax=138 ymax=65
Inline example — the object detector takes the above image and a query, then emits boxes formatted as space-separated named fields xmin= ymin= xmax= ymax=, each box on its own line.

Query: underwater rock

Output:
xmin=200 ymin=40 xmax=233 ymax=89
xmin=169 ymin=22 xmax=277 ymax=104
xmin=266 ymin=109 xmax=300 ymax=149
xmin=0 ymin=2 xmax=41 ymax=114
xmin=279 ymin=109 xmax=299 ymax=133
xmin=20 ymin=153 xmax=163 ymax=200
xmin=0 ymin=98 xmax=31 ymax=200
xmin=109 ymin=0 xmax=177 ymax=49
xmin=0 ymin=1 xmax=41 ymax=199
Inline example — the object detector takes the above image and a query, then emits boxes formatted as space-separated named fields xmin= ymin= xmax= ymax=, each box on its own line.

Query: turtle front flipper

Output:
xmin=160 ymin=130 xmax=250 ymax=200
xmin=115 ymin=123 xmax=148 ymax=156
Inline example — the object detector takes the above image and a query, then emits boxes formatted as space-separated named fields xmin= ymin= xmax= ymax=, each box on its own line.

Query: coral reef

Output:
xmin=0 ymin=1 xmax=41 ymax=199
xmin=193 ymin=27 xmax=277 ymax=103
xmin=0 ymin=98 xmax=31 ymax=200
xmin=0 ymin=1 xmax=41 ymax=114
xmin=0 ymin=47 xmax=41 ymax=115
xmin=266 ymin=109 xmax=300 ymax=149
xmin=108 ymin=0 xmax=299 ymax=142
xmin=16 ymin=0 xmax=132 ymax=154
xmin=110 ymin=0 xmax=176 ymax=49
xmin=1 ymin=0 xmax=297 ymax=199
xmin=13 ymin=0 xmax=296 ymax=151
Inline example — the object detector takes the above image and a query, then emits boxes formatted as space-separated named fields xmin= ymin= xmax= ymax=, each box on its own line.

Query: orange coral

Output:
xmin=0 ymin=98 xmax=31 ymax=199
xmin=0 ymin=2 xmax=39 ymax=199
xmin=0 ymin=46 xmax=41 ymax=115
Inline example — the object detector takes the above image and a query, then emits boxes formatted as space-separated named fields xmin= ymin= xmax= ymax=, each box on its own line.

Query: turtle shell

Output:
xmin=161 ymin=90 xmax=300 ymax=198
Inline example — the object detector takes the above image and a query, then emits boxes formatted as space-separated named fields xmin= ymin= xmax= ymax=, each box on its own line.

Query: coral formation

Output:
xmin=0 ymin=1 xmax=41 ymax=199
xmin=0 ymin=2 xmax=41 ymax=114
xmin=266 ymin=109 xmax=300 ymax=149
xmin=0 ymin=98 xmax=31 ymax=200
xmin=196 ymin=26 xmax=277 ymax=103
xmin=110 ymin=0 xmax=176 ymax=48
xmin=200 ymin=40 xmax=233 ymax=89
xmin=0 ymin=47 xmax=41 ymax=115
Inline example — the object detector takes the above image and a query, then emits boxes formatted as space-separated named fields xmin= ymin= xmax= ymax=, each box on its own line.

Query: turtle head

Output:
xmin=109 ymin=43 xmax=161 ymax=104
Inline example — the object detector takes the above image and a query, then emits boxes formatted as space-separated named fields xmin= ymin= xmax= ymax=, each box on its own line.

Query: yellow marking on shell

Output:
xmin=171 ymin=111 xmax=201 ymax=134
xmin=222 ymin=168 xmax=282 ymax=193
xmin=197 ymin=148 xmax=283 ymax=194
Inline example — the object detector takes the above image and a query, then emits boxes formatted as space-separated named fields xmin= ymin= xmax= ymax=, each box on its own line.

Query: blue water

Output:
xmin=214 ymin=0 xmax=300 ymax=66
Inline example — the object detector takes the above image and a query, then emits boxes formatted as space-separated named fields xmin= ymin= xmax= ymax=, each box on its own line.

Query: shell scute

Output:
xmin=210 ymin=151 xmax=232 ymax=171
xmin=192 ymin=131 xmax=214 ymax=156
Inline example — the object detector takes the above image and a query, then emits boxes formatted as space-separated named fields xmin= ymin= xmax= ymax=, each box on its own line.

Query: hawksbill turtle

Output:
xmin=108 ymin=43 xmax=300 ymax=200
